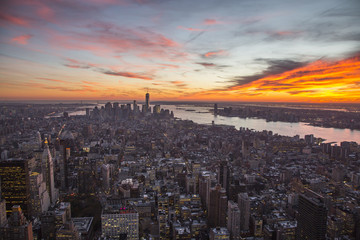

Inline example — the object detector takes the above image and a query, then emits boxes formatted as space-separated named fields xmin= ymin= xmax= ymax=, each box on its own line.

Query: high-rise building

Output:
xmin=29 ymin=172 xmax=50 ymax=218
xmin=153 ymin=105 xmax=161 ymax=114
xmin=101 ymin=206 xmax=139 ymax=240
xmin=42 ymin=140 xmax=56 ymax=204
xmin=296 ymin=194 xmax=327 ymax=240
xmin=218 ymin=160 xmax=229 ymax=193
xmin=208 ymin=184 xmax=227 ymax=228
xmin=59 ymin=131 xmax=75 ymax=190
xmin=227 ymin=200 xmax=241 ymax=239
xmin=133 ymin=100 xmax=137 ymax=113
xmin=0 ymin=205 xmax=33 ymax=240
xmin=41 ymin=202 xmax=73 ymax=240
xmin=101 ymin=164 xmax=110 ymax=191
xmin=0 ymin=159 xmax=31 ymax=218
xmin=214 ymin=103 xmax=218 ymax=115
xmin=238 ymin=192 xmax=250 ymax=231
xmin=145 ymin=92 xmax=150 ymax=112
xmin=0 ymin=178 xmax=7 ymax=227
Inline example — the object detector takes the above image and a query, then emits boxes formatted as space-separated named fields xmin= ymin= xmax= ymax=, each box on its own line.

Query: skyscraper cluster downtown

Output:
xmin=0 ymin=92 xmax=360 ymax=240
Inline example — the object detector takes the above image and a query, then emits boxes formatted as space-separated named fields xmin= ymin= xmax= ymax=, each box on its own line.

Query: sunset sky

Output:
xmin=0 ymin=0 xmax=359 ymax=102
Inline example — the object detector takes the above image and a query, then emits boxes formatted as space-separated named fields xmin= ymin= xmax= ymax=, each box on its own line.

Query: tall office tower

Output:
xmin=238 ymin=192 xmax=250 ymax=231
xmin=42 ymin=140 xmax=56 ymax=204
xmin=0 ymin=205 xmax=33 ymax=240
xmin=296 ymin=194 xmax=327 ymax=240
xmin=0 ymin=159 xmax=31 ymax=218
xmin=0 ymin=178 xmax=7 ymax=227
xmin=29 ymin=172 xmax=50 ymax=218
xmin=199 ymin=171 xmax=212 ymax=209
xmin=227 ymin=200 xmax=241 ymax=239
xmin=59 ymin=131 xmax=75 ymax=190
xmin=133 ymin=100 xmax=137 ymax=113
xmin=105 ymin=102 xmax=113 ymax=118
xmin=214 ymin=103 xmax=218 ymax=115
xmin=145 ymin=92 xmax=150 ymax=111
xmin=208 ymin=184 xmax=227 ymax=228
xmin=101 ymin=206 xmax=139 ymax=240
xmin=101 ymin=164 xmax=110 ymax=191
xmin=153 ymin=105 xmax=161 ymax=114
xmin=36 ymin=131 xmax=42 ymax=149
xmin=218 ymin=160 xmax=229 ymax=194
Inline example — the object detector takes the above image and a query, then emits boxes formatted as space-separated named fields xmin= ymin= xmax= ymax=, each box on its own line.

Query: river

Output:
xmin=66 ymin=103 xmax=359 ymax=144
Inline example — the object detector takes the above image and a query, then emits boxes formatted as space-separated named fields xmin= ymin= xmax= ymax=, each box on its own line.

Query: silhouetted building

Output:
xmin=0 ymin=178 xmax=7 ymax=227
xmin=42 ymin=140 xmax=56 ymax=204
xmin=145 ymin=92 xmax=150 ymax=112
xmin=296 ymin=194 xmax=327 ymax=240
xmin=0 ymin=205 xmax=33 ymax=240
xmin=238 ymin=192 xmax=250 ymax=231
xmin=208 ymin=184 xmax=227 ymax=228
xmin=227 ymin=200 xmax=240 ymax=239
xmin=214 ymin=103 xmax=218 ymax=115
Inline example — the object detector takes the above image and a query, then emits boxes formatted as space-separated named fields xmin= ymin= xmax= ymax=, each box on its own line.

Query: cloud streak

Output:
xmin=11 ymin=34 xmax=32 ymax=45
xmin=101 ymin=70 xmax=153 ymax=80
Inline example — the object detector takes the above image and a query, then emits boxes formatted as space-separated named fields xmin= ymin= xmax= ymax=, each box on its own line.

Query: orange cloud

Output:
xmin=203 ymin=18 xmax=224 ymax=25
xmin=11 ymin=34 xmax=32 ymax=45
xmin=38 ymin=78 xmax=71 ymax=84
xmin=203 ymin=50 xmax=228 ymax=58
xmin=178 ymin=26 xmax=206 ymax=32
xmin=183 ymin=55 xmax=360 ymax=102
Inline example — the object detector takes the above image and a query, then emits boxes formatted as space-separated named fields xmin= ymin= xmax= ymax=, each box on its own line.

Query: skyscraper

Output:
xmin=145 ymin=92 xmax=150 ymax=112
xmin=296 ymin=194 xmax=327 ymax=240
xmin=42 ymin=140 xmax=56 ymax=204
xmin=0 ymin=178 xmax=7 ymax=227
xmin=208 ymin=184 xmax=227 ymax=228
xmin=227 ymin=200 xmax=241 ymax=239
xmin=238 ymin=192 xmax=250 ymax=231
xmin=0 ymin=159 xmax=31 ymax=218
xmin=218 ymin=161 xmax=229 ymax=194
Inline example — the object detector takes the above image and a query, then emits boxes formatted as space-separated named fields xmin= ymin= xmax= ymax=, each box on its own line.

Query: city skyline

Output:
xmin=1 ymin=0 xmax=360 ymax=102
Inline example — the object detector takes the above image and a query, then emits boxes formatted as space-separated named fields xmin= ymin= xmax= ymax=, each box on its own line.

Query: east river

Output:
xmin=67 ymin=103 xmax=360 ymax=144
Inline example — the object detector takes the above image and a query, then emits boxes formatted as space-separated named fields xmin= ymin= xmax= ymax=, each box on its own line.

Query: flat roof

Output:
xmin=72 ymin=217 xmax=93 ymax=233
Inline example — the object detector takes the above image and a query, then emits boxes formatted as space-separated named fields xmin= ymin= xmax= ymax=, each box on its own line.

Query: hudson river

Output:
xmin=67 ymin=103 xmax=360 ymax=144
xmin=163 ymin=105 xmax=360 ymax=144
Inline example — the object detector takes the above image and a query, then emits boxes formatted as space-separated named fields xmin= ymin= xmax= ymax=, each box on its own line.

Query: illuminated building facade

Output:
xmin=0 ymin=179 xmax=7 ymax=227
xmin=210 ymin=227 xmax=230 ymax=240
xmin=0 ymin=158 xmax=31 ymax=218
xmin=101 ymin=207 xmax=139 ymax=240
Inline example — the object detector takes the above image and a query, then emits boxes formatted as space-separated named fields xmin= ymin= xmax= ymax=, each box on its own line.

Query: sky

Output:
xmin=0 ymin=0 xmax=359 ymax=102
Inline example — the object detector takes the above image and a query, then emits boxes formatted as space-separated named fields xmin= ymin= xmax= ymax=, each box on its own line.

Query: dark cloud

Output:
xmin=100 ymin=70 xmax=153 ymax=80
xmin=196 ymin=62 xmax=230 ymax=69
xmin=230 ymin=59 xmax=308 ymax=86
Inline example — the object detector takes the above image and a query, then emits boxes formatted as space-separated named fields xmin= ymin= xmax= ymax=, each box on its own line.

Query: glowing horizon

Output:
xmin=1 ymin=0 xmax=359 ymax=102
